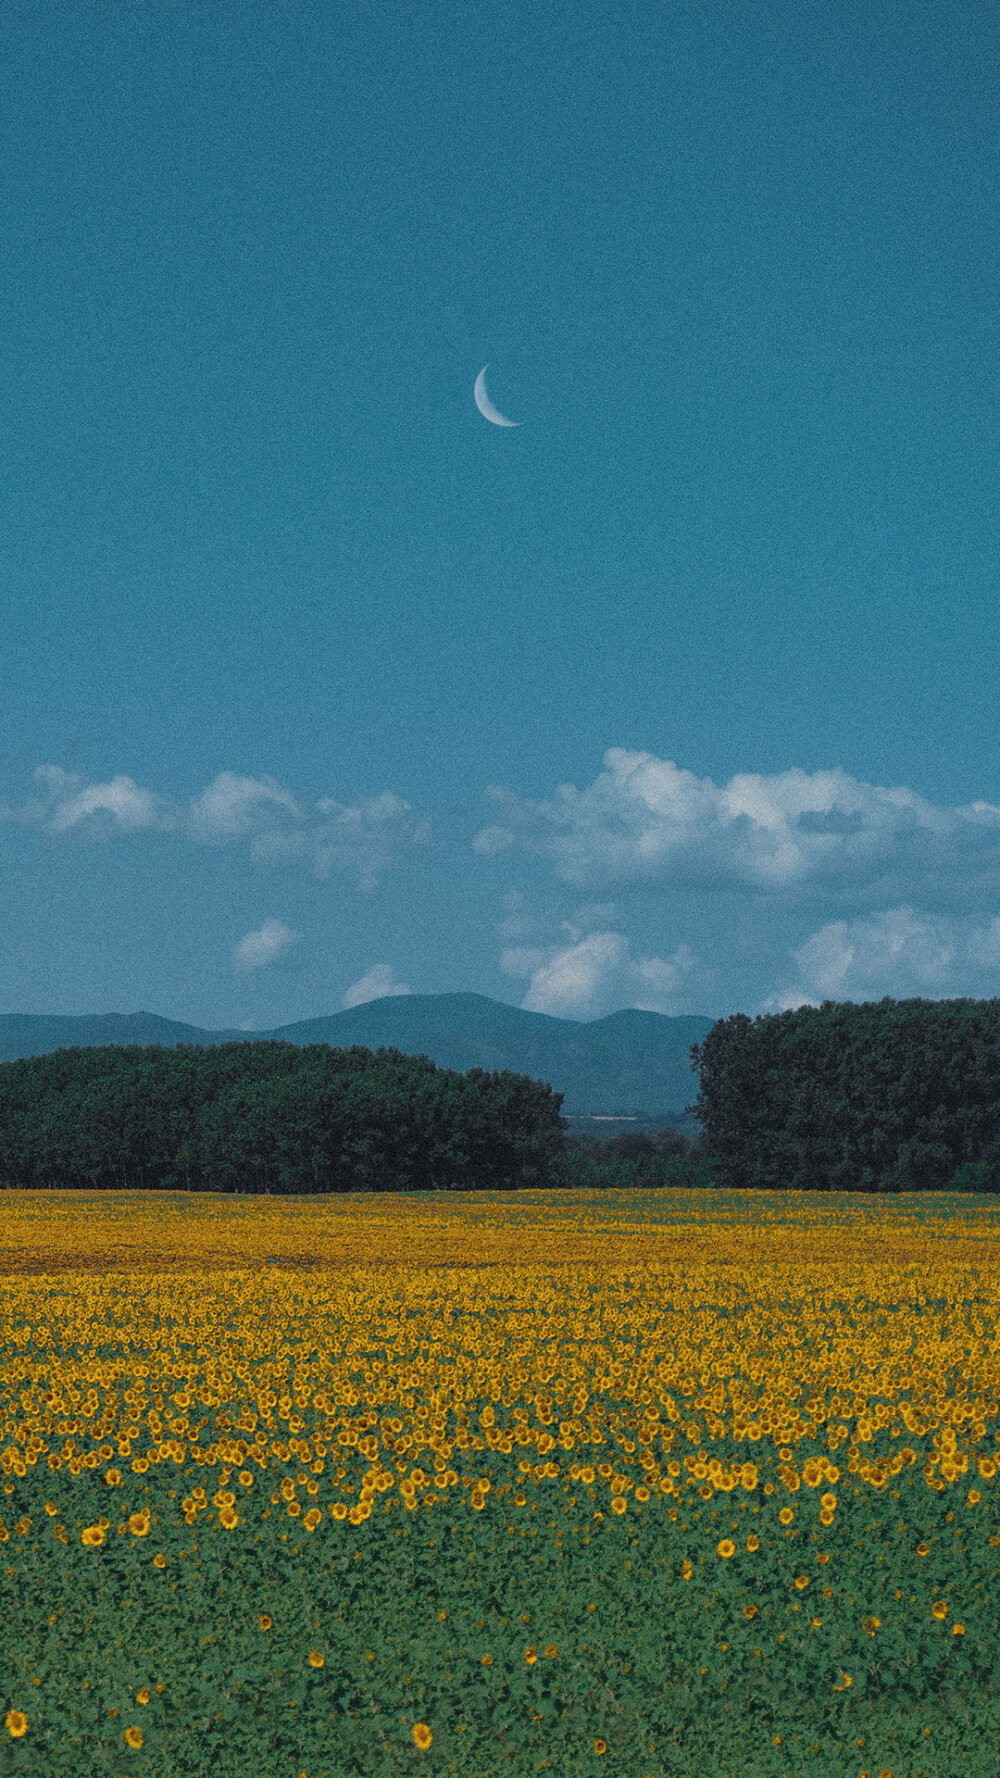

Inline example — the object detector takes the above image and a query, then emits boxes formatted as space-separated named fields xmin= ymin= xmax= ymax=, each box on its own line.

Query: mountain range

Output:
xmin=0 ymin=994 xmax=715 ymax=1119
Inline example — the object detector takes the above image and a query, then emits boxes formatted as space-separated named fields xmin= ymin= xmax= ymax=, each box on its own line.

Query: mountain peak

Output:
xmin=0 ymin=995 xmax=716 ymax=1117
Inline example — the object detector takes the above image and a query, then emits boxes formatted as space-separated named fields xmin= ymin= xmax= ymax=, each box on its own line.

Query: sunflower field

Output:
xmin=2 ymin=1186 xmax=1000 ymax=1777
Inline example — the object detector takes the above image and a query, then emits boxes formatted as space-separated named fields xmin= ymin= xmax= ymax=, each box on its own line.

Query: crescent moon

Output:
xmin=474 ymin=365 xmax=519 ymax=427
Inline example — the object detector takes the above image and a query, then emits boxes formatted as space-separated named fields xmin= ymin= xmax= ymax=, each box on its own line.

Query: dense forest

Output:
xmin=690 ymin=995 xmax=1000 ymax=1192
xmin=7 ymin=995 xmax=1000 ymax=1194
xmin=560 ymin=1125 xmax=712 ymax=1192
xmin=0 ymin=1042 xmax=570 ymax=1194
xmin=0 ymin=1040 xmax=708 ymax=1194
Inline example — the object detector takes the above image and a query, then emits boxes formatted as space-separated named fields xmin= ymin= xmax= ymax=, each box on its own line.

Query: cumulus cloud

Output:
xmin=232 ymin=918 xmax=302 ymax=974
xmin=2 ymin=763 xmax=428 ymax=889
xmin=500 ymin=929 xmax=699 ymax=1020
xmin=474 ymin=748 xmax=1000 ymax=910
xmin=764 ymin=907 xmax=1000 ymax=1013
xmin=341 ymin=964 xmax=414 ymax=1009
xmin=13 ymin=766 xmax=175 ymax=836
xmin=189 ymin=772 xmax=302 ymax=843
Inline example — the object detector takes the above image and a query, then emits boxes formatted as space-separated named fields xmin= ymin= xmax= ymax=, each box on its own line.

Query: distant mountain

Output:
xmin=0 ymin=994 xmax=716 ymax=1117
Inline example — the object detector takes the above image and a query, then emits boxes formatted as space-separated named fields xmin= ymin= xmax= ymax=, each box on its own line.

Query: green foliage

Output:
xmin=2 ymin=1468 xmax=999 ymax=1776
xmin=946 ymin=1160 xmax=992 ymax=1193
xmin=560 ymin=1129 xmax=711 ymax=1191
xmin=0 ymin=1044 xmax=565 ymax=1195
xmin=690 ymin=996 xmax=1000 ymax=1193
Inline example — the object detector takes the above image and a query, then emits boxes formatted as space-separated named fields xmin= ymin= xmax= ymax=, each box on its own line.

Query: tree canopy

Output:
xmin=688 ymin=996 xmax=1000 ymax=1192
xmin=0 ymin=1041 xmax=566 ymax=1194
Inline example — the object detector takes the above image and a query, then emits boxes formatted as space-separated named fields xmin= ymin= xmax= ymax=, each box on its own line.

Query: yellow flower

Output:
xmin=594 ymin=1738 xmax=608 ymax=1755
xmin=544 ymin=1645 xmax=558 ymax=1658
xmin=820 ymin=1492 xmax=837 ymax=1510
xmin=743 ymin=1605 xmax=757 ymax=1619
xmin=681 ymin=1558 xmax=693 ymax=1579
xmin=104 ymin=1468 xmax=122 ymax=1486
xmin=124 ymin=1725 xmax=144 ymax=1749
xmin=331 ymin=1502 xmax=348 ymax=1521
xmin=128 ymin=1512 xmax=149 ymax=1537
xmin=308 ymin=1651 xmax=325 ymax=1669
xmin=219 ymin=1506 xmax=239 ymax=1530
xmin=153 ymin=1553 xmax=166 ymax=1569
xmin=481 ymin=1653 xmax=493 ymax=1666
xmin=794 ymin=1574 xmax=809 ymax=1590
xmin=5 ymin=1711 xmax=27 ymax=1739
xmin=81 ymin=1525 xmax=105 ymax=1547
xmin=610 ymin=1497 xmax=627 ymax=1516
xmin=967 ymin=1489 xmax=981 ymax=1506
xmin=953 ymin=1623 xmax=965 ymax=1636
xmin=746 ymin=1534 xmax=759 ymax=1552
xmin=238 ymin=1470 xmax=254 ymax=1487
xmin=932 ymin=1601 xmax=948 ymax=1621
xmin=412 ymin=1722 xmax=432 ymax=1750
xmin=136 ymin=1686 xmax=150 ymax=1705
xmin=524 ymin=1647 xmax=537 ymax=1664
xmin=303 ymin=1508 xmax=322 ymax=1532
xmin=916 ymin=1542 xmax=929 ymax=1556
xmin=779 ymin=1507 xmax=794 ymax=1526
xmin=260 ymin=1615 xmax=273 ymax=1630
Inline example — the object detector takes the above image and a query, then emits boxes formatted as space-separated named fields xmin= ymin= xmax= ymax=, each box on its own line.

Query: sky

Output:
xmin=3 ymin=0 xmax=1000 ymax=1030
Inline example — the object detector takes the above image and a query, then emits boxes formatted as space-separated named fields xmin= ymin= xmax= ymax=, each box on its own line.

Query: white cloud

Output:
xmin=17 ymin=765 xmax=174 ymax=836
xmin=763 ymin=906 xmax=1000 ymax=1013
xmin=341 ymin=963 xmax=414 ymax=1009
xmin=232 ymin=919 xmax=302 ymax=974
xmin=189 ymin=772 xmax=302 ymax=843
xmin=501 ymin=929 xmax=699 ymax=1019
xmin=2 ymin=762 xmax=428 ymax=889
xmin=474 ymin=748 xmax=1000 ymax=909
xmin=494 ymin=894 xmax=621 ymax=947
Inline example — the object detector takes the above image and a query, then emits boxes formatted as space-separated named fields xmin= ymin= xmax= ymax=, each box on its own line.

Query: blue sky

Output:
xmin=3 ymin=0 xmax=1000 ymax=1029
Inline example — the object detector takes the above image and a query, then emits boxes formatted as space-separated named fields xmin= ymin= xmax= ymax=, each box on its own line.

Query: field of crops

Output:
xmin=3 ymin=1187 xmax=1000 ymax=1778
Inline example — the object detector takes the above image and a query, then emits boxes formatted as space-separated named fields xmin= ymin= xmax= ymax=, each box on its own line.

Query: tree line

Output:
xmin=0 ymin=1040 xmax=709 ymax=1194
xmin=10 ymin=992 xmax=990 ymax=1196
xmin=689 ymin=995 xmax=1000 ymax=1192
xmin=0 ymin=1042 xmax=571 ymax=1194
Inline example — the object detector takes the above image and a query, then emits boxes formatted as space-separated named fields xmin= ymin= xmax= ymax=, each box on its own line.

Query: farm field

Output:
xmin=2 ymin=1188 xmax=1000 ymax=1778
